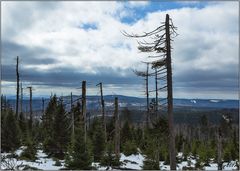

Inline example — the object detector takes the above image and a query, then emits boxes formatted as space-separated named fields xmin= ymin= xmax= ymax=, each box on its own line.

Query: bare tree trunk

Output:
xmin=114 ymin=97 xmax=120 ymax=157
xmin=217 ymin=129 xmax=222 ymax=170
xmin=98 ymin=82 xmax=106 ymax=142
xmin=146 ymin=64 xmax=150 ymax=127
xmin=87 ymin=112 xmax=90 ymax=130
xmin=71 ymin=92 xmax=74 ymax=135
xmin=16 ymin=56 xmax=20 ymax=118
xmin=166 ymin=14 xmax=176 ymax=170
xmin=1 ymin=95 xmax=3 ymax=111
xmin=70 ymin=92 xmax=73 ymax=110
xmin=27 ymin=86 xmax=33 ymax=131
xmin=5 ymin=96 xmax=7 ymax=112
xmin=82 ymin=81 xmax=87 ymax=143
xmin=155 ymin=67 xmax=158 ymax=113
xmin=42 ymin=97 xmax=44 ymax=114
xmin=20 ymin=82 xmax=23 ymax=114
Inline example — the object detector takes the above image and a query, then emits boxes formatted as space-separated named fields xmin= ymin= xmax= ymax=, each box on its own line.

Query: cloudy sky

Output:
xmin=1 ymin=1 xmax=239 ymax=99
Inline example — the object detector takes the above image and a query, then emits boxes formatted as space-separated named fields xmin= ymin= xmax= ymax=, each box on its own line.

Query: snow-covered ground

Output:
xmin=1 ymin=147 xmax=238 ymax=170
xmin=1 ymin=147 xmax=65 ymax=170
xmin=120 ymin=153 xmax=144 ymax=169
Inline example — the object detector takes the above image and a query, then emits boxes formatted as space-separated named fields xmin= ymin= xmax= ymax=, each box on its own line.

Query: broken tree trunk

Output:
xmin=114 ymin=97 xmax=120 ymax=157
xmin=97 ymin=82 xmax=106 ymax=142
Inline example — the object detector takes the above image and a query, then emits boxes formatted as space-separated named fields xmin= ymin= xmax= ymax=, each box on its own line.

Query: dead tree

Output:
xmin=165 ymin=14 xmax=176 ymax=170
xmin=70 ymin=92 xmax=75 ymax=135
xmin=133 ymin=62 xmax=150 ymax=126
xmin=217 ymin=128 xmax=222 ymax=170
xmin=42 ymin=97 xmax=45 ymax=114
xmin=27 ymin=86 xmax=33 ymax=130
xmin=4 ymin=96 xmax=7 ymax=112
xmin=96 ymin=82 xmax=106 ymax=142
xmin=1 ymin=95 xmax=3 ymax=111
xmin=122 ymin=14 xmax=177 ymax=169
xmin=16 ymin=56 xmax=20 ymax=118
xmin=114 ymin=97 xmax=120 ymax=157
xmin=20 ymin=82 xmax=23 ymax=114
xmin=1 ymin=95 xmax=7 ymax=112
xmin=82 ymin=81 xmax=87 ymax=143
xmin=154 ymin=67 xmax=158 ymax=112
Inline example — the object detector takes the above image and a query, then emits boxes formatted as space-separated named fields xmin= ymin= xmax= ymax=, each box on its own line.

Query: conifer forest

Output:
xmin=1 ymin=1 xmax=239 ymax=170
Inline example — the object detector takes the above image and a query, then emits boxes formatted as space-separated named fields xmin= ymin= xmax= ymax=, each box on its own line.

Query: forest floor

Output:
xmin=1 ymin=146 xmax=238 ymax=170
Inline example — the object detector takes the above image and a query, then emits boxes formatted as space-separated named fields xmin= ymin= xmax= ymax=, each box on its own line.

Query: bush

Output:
xmin=20 ymin=135 xmax=37 ymax=161
xmin=143 ymin=158 xmax=159 ymax=170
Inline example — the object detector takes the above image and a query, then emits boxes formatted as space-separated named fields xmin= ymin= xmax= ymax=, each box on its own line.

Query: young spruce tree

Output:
xmin=91 ymin=118 xmax=105 ymax=162
xmin=1 ymin=109 xmax=20 ymax=152
xmin=52 ymin=100 xmax=69 ymax=158
xmin=42 ymin=95 xmax=57 ymax=154
xmin=65 ymin=123 xmax=92 ymax=170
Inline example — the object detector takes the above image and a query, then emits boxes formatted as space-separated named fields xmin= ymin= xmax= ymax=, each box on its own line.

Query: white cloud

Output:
xmin=1 ymin=1 xmax=238 ymax=99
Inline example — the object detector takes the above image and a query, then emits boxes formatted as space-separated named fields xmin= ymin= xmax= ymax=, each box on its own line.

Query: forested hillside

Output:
xmin=1 ymin=95 xmax=239 ymax=170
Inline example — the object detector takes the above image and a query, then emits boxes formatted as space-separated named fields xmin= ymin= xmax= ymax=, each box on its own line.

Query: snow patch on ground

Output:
xmin=160 ymin=162 xmax=170 ymax=170
xmin=120 ymin=153 xmax=144 ymax=170
xmin=222 ymin=161 xmax=238 ymax=170
xmin=1 ymin=148 xmax=65 ymax=170
xmin=15 ymin=146 xmax=26 ymax=156
xmin=91 ymin=162 xmax=111 ymax=170
xmin=1 ymin=149 xmax=239 ymax=170
xmin=204 ymin=163 xmax=218 ymax=170
xmin=177 ymin=161 xmax=188 ymax=170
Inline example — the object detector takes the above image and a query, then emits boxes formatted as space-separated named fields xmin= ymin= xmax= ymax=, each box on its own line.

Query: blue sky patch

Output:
xmin=121 ymin=1 xmax=208 ymax=24
xmin=79 ymin=22 xmax=98 ymax=30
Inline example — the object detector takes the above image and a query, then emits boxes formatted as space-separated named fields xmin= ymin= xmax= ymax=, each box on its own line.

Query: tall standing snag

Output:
xmin=217 ymin=128 xmax=222 ymax=170
xmin=27 ymin=86 xmax=33 ymax=131
xmin=70 ymin=92 xmax=75 ymax=135
xmin=42 ymin=97 xmax=45 ymax=115
xmin=114 ymin=97 xmax=120 ymax=157
xmin=20 ymin=82 xmax=23 ymax=114
xmin=122 ymin=13 xmax=177 ymax=169
xmin=165 ymin=14 xmax=176 ymax=169
xmin=97 ymin=82 xmax=106 ymax=142
xmin=154 ymin=67 xmax=158 ymax=113
xmin=16 ymin=56 xmax=20 ymax=118
xmin=82 ymin=81 xmax=87 ymax=143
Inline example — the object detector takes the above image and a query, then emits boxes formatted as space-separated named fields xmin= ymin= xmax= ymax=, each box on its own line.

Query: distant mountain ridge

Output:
xmin=5 ymin=95 xmax=239 ymax=111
